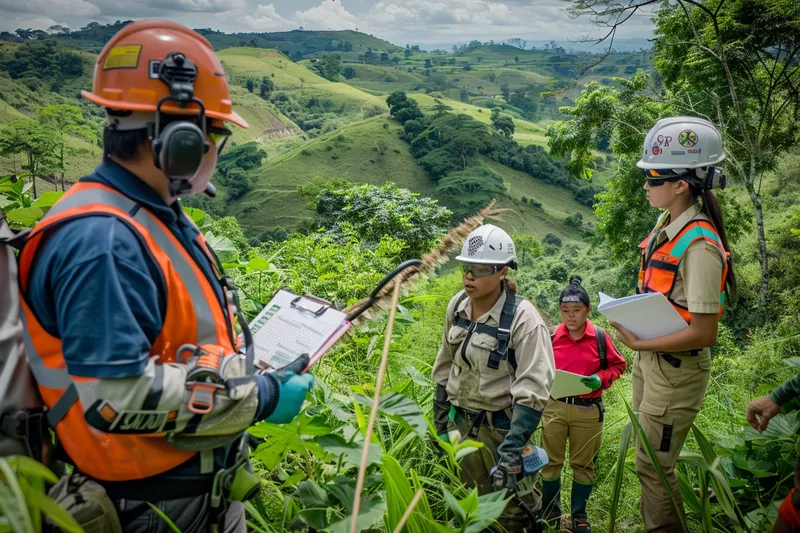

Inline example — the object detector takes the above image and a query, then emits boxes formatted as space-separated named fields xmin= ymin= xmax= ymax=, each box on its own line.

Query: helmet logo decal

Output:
xmin=103 ymin=45 xmax=142 ymax=70
xmin=467 ymin=236 xmax=483 ymax=256
xmin=652 ymin=146 xmax=662 ymax=155
xmin=654 ymin=135 xmax=672 ymax=147
xmin=679 ymin=130 xmax=698 ymax=147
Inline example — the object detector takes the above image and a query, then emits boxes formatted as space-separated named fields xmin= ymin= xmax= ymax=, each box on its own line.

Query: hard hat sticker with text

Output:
xmin=103 ymin=45 xmax=143 ymax=70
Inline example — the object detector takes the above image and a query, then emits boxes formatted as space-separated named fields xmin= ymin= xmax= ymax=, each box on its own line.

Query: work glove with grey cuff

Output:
xmin=494 ymin=403 xmax=542 ymax=489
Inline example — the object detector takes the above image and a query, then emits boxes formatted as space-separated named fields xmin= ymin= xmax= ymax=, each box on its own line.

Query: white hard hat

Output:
xmin=636 ymin=116 xmax=725 ymax=170
xmin=456 ymin=224 xmax=517 ymax=267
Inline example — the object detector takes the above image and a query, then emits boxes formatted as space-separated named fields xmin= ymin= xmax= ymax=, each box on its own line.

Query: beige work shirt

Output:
xmin=431 ymin=290 xmax=555 ymax=413
xmin=645 ymin=203 xmax=726 ymax=315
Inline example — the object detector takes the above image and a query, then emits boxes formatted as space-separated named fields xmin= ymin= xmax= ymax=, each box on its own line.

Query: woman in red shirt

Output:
xmin=540 ymin=276 xmax=627 ymax=533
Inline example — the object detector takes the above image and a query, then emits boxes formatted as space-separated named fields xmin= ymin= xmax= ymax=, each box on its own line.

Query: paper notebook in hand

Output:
xmin=246 ymin=289 xmax=350 ymax=374
xmin=597 ymin=291 xmax=687 ymax=340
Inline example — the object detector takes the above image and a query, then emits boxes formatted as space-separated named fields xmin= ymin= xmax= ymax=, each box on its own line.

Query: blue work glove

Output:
xmin=580 ymin=374 xmax=603 ymax=391
xmin=266 ymin=372 xmax=314 ymax=424
xmin=255 ymin=355 xmax=315 ymax=424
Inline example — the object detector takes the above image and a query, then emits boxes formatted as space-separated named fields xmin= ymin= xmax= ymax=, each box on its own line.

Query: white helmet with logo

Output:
xmin=636 ymin=116 xmax=725 ymax=170
xmin=456 ymin=224 xmax=517 ymax=268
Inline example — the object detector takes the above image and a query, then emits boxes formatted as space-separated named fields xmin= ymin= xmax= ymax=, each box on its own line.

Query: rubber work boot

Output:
xmin=540 ymin=478 xmax=562 ymax=524
xmin=570 ymin=480 xmax=593 ymax=533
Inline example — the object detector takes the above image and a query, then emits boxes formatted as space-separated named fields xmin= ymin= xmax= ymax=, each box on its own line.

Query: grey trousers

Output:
xmin=114 ymin=495 xmax=246 ymax=533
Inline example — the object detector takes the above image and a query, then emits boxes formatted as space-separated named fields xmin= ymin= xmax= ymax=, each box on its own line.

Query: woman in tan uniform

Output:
xmin=432 ymin=224 xmax=555 ymax=533
xmin=611 ymin=117 xmax=736 ymax=533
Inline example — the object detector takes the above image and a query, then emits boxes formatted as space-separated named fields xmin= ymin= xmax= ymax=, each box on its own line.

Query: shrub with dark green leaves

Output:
xmin=310 ymin=181 xmax=452 ymax=259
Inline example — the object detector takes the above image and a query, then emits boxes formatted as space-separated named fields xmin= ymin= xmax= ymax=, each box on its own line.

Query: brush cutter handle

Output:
xmin=345 ymin=259 xmax=422 ymax=322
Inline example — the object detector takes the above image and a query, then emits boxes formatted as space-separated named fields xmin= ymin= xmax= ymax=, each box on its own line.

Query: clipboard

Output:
xmin=247 ymin=289 xmax=350 ymax=373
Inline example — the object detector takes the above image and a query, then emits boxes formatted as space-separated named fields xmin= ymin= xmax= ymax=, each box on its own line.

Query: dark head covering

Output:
xmin=559 ymin=275 xmax=590 ymax=307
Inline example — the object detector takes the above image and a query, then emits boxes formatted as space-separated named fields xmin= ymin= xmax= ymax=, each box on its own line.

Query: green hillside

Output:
xmin=409 ymin=93 xmax=550 ymax=147
xmin=219 ymin=48 xmax=388 ymax=115
xmin=218 ymin=48 xmax=329 ymax=89
xmin=227 ymin=116 xmax=434 ymax=234
xmin=199 ymin=29 xmax=402 ymax=57
xmin=0 ymin=36 xmax=614 ymax=245
xmin=227 ymin=114 xmax=590 ymax=241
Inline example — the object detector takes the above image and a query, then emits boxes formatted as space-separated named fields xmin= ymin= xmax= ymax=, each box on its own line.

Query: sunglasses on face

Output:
xmin=460 ymin=263 xmax=501 ymax=278
xmin=643 ymin=169 xmax=688 ymax=187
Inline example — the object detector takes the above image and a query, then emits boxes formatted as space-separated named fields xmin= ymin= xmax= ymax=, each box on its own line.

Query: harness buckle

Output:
xmin=487 ymin=349 xmax=502 ymax=370
xmin=187 ymin=382 xmax=225 ymax=415
xmin=496 ymin=328 xmax=511 ymax=342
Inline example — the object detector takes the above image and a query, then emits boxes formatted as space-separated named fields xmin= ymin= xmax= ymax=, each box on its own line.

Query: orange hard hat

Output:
xmin=81 ymin=20 xmax=248 ymax=129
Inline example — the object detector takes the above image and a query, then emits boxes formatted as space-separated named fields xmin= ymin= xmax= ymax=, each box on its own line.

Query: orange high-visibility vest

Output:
xmin=18 ymin=182 xmax=240 ymax=481
xmin=637 ymin=218 xmax=730 ymax=323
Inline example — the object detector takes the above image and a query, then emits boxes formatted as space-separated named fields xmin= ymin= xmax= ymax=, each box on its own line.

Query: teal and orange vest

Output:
xmin=638 ymin=218 xmax=730 ymax=323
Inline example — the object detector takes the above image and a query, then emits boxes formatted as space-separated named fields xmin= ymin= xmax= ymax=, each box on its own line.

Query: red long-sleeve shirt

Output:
xmin=551 ymin=319 xmax=627 ymax=399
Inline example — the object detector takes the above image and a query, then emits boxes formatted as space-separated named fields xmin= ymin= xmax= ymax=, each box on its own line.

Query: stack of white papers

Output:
xmin=597 ymin=291 xmax=687 ymax=340
xmin=248 ymin=290 xmax=350 ymax=373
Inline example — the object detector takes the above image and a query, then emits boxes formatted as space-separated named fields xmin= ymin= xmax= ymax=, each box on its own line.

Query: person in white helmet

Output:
xmin=609 ymin=117 xmax=736 ymax=533
xmin=431 ymin=224 xmax=555 ymax=533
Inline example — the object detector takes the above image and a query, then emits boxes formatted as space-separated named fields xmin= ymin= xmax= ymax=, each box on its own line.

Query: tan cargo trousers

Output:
xmin=540 ymin=399 xmax=604 ymax=484
xmin=454 ymin=410 xmax=540 ymax=533
xmin=632 ymin=349 xmax=711 ymax=533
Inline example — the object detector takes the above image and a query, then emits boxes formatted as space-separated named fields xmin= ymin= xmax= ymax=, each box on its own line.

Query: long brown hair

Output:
xmin=691 ymin=185 xmax=737 ymax=299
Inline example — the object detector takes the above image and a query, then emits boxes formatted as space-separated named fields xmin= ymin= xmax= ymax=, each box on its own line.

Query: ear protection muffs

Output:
xmin=705 ymin=166 xmax=726 ymax=190
xmin=150 ymin=118 xmax=209 ymax=195
xmin=687 ymin=166 xmax=726 ymax=191
xmin=149 ymin=52 xmax=211 ymax=197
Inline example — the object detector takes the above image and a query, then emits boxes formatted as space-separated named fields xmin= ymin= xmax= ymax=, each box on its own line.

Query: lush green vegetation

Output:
xmin=2 ymin=6 xmax=800 ymax=532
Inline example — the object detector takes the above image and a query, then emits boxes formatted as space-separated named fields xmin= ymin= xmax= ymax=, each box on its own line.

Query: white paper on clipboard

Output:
xmin=550 ymin=370 xmax=593 ymax=399
xmin=248 ymin=289 xmax=349 ymax=372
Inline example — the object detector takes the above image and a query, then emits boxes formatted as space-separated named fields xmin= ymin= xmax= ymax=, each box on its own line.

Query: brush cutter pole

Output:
xmin=345 ymin=259 xmax=422 ymax=322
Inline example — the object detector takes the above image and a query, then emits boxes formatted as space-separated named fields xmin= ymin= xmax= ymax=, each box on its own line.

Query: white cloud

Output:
xmin=0 ymin=0 xmax=654 ymax=48
xmin=0 ymin=0 xmax=100 ymax=17
xmin=0 ymin=15 xmax=61 ymax=32
xmin=146 ymin=0 xmax=246 ymax=13
xmin=294 ymin=0 xmax=358 ymax=30
xmin=242 ymin=3 xmax=294 ymax=31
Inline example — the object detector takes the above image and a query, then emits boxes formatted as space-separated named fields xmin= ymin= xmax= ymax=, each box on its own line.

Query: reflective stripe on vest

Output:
xmin=18 ymin=182 xmax=237 ymax=481
xmin=637 ymin=219 xmax=729 ymax=323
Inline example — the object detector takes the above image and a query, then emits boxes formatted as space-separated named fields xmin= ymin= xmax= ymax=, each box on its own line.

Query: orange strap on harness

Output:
xmin=177 ymin=344 xmax=226 ymax=415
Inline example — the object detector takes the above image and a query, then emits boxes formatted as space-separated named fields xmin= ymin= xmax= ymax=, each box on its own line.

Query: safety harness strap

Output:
xmin=47 ymin=383 xmax=79 ymax=428
xmin=453 ymin=290 xmax=520 ymax=371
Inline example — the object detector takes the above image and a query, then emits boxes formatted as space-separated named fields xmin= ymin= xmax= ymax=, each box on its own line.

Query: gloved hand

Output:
xmin=580 ymin=374 xmax=603 ymax=391
xmin=496 ymin=404 xmax=542 ymax=488
xmin=491 ymin=464 xmax=517 ymax=491
xmin=265 ymin=371 xmax=314 ymax=424
xmin=256 ymin=355 xmax=315 ymax=424
xmin=432 ymin=384 xmax=451 ymax=435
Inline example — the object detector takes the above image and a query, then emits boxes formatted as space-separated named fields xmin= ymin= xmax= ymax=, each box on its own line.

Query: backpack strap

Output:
xmin=594 ymin=324 xmax=608 ymax=371
xmin=0 ymin=210 xmax=30 ymax=250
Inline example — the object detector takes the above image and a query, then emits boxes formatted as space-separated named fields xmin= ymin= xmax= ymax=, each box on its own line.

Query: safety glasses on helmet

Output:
xmin=460 ymin=263 xmax=502 ymax=278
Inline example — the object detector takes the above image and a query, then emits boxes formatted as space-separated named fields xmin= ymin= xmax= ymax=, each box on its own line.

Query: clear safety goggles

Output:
xmin=460 ymin=263 xmax=502 ymax=278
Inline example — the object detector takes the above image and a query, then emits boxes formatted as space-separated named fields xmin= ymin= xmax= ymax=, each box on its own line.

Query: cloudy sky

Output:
xmin=0 ymin=0 xmax=655 ymax=49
